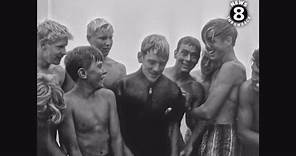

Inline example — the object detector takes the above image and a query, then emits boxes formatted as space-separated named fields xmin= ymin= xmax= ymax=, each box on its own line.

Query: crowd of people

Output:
xmin=37 ymin=17 xmax=259 ymax=156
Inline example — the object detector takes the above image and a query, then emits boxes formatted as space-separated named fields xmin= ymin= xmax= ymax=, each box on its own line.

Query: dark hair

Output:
xmin=64 ymin=46 xmax=103 ymax=82
xmin=176 ymin=36 xmax=201 ymax=53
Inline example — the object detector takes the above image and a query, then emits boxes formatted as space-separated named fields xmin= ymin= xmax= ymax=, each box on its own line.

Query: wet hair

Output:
xmin=37 ymin=73 xmax=66 ymax=126
xmin=201 ymin=18 xmax=238 ymax=46
xmin=64 ymin=46 xmax=104 ymax=82
xmin=140 ymin=34 xmax=170 ymax=59
xmin=87 ymin=18 xmax=113 ymax=39
xmin=176 ymin=36 xmax=201 ymax=53
xmin=37 ymin=19 xmax=73 ymax=45
xmin=252 ymin=48 xmax=259 ymax=67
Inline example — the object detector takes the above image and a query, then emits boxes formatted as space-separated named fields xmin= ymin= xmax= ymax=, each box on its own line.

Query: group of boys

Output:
xmin=37 ymin=17 xmax=259 ymax=156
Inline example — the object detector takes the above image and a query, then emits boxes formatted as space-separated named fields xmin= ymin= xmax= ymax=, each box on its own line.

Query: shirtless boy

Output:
xmin=59 ymin=46 xmax=123 ymax=156
xmin=237 ymin=49 xmax=259 ymax=156
xmin=191 ymin=18 xmax=246 ymax=156
xmin=87 ymin=18 xmax=126 ymax=92
xmin=37 ymin=19 xmax=74 ymax=92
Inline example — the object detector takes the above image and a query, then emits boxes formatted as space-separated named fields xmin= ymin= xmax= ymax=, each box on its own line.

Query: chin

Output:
xmin=148 ymin=76 xmax=159 ymax=82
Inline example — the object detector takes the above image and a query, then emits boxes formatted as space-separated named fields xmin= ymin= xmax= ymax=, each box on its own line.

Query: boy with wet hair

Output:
xmin=191 ymin=18 xmax=246 ymax=156
xmin=163 ymin=36 xmax=205 ymax=156
xmin=37 ymin=19 xmax=74 ymax=92
xmin=115 ymin=34 xmax=186 ymax=156
xmin=59 ymin=46 xmax=124 ymax=156
xmin=87 ymin=18 xmax=126 ymax=92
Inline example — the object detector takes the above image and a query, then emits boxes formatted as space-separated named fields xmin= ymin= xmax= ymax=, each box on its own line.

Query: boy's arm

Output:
xmin=180 ymin=120 xmax=207 ymax=156
xmin=181 ymin=85 xmax=207 ymax=156
xmin=237 ymin=83 xmax=259 ymax=146
xmin=108 ymin=91 xmax=124 ymax=156
xmin=58 ymin=101 xmax=82 ymax=156
xmin=192 ymin=62 xmax=245 ymax=120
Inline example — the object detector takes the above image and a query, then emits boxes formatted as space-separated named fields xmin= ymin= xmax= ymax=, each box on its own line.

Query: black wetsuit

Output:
xmin=115 ymin=69 xmax=186 ymax=156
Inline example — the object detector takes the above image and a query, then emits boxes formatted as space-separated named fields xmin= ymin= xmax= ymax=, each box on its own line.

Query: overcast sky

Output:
xmin=38 ymin=0 xmax=259 ymax=78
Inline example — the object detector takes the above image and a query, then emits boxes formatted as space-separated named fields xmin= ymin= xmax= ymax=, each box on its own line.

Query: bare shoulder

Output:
xmin=190 ymin=69 xmax=202 ymax=82
xmin=49 ymin=65 xmax=66 ymax=84
xmin=106 ymin=58 xmax=126 ymax=69
xmin=96 ymin=88 xmax=116 ymax=99
xmin=221 ymin=60 xmax=245 ymax=73
xmin=50 ymin=64 xmax=65 ymax=75
xmin=219 ymin=60 xmax=246 ymax=82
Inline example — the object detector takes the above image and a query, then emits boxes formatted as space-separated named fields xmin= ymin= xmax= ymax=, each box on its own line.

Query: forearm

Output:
xmin=111 ymin=136 xmax=124 ymax=156
xmin=185 ymin=119 xmax=207 ymax=146
xmin=191 ymin=105 xmax=212 ymax=120
xmin=239 ymin=129 xmax=259 ymax=146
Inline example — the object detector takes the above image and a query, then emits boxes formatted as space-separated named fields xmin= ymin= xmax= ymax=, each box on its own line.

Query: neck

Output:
xmin=171 ymin=65 xmax=191 ymax=82
xmin=37 ymin=56 xmax=50 ymax=72
xmin=221 ymin=47 xmax=237 ymax=63
xmin=73 ymin=81 xmax=97 ymax=98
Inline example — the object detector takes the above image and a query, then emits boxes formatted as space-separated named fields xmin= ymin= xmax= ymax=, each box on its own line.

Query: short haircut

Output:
xmin=37 ymin=73 xmax=66 ymax=126
xmin=37 ymin=19 xmax=73 ymax=44
xmin=140 ymin=34 xmax=170 ymax=59
xmin=87 ymin=18 xmax=113 ymax=38
xmin=176 ymin=36 xmax=201 ymax=53
xmin=201 ymin=18 xmax=238 ymax=46
xmin=64 ymin=46 xmax=104 ymax=82
xmin=252 ymin=48 xmax=259 ymax=67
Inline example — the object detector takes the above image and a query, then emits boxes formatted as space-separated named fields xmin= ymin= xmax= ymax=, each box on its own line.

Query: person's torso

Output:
xmin=70 ymin=93 xmax=110 ymax=156
xmin=117 ymin=71 xmax=183 ymax=154
xmin=209 ymin=61 xmax=246 ymax=124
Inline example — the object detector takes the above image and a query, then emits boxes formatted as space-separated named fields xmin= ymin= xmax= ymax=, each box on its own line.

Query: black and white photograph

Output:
xmin=37 ymin=0 xmax=259 ymax=155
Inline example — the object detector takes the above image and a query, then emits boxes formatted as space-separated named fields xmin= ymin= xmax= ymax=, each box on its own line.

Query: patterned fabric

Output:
xmin=200 ymin=124 xmax=240 ymax=156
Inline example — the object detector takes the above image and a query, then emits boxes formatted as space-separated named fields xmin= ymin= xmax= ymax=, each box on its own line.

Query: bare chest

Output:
xmin=72 ymin=99 xmax=109 ymax=133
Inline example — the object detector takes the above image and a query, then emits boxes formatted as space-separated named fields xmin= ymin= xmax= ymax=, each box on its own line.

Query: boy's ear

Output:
xmin=77 ymin=68 xmax=87 ymax=79
xmin=225 ymin=36 xmax=233 ymax=46
xmin=137 ymin=51 xmax=143 ymax=63
xmin=87 ymin=35 xmax=91 ymax=43
xmin=174 ymin=49 xmax=178 ymax=59
xmin=40 ymin=39 xmax=48 ymax=50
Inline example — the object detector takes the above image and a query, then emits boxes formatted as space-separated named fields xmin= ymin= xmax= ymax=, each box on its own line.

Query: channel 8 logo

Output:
xmin=227 ymin=0 xmax=250 ymax=27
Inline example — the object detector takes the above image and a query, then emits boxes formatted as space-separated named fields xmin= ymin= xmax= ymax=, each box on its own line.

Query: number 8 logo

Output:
xmin=233 ymin=6 xmax=245 ymax=21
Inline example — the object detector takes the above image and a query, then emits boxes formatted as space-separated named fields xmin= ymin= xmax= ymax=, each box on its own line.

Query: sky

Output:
xmin=38 ymin=0 xmax=259 ymax=79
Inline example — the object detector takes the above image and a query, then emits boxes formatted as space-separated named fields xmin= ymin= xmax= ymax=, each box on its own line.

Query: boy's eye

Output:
xmin=148 ymin=60 xmax=156 ymax=65
xmin=181 ymin=51 xmax=189 ymax=56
